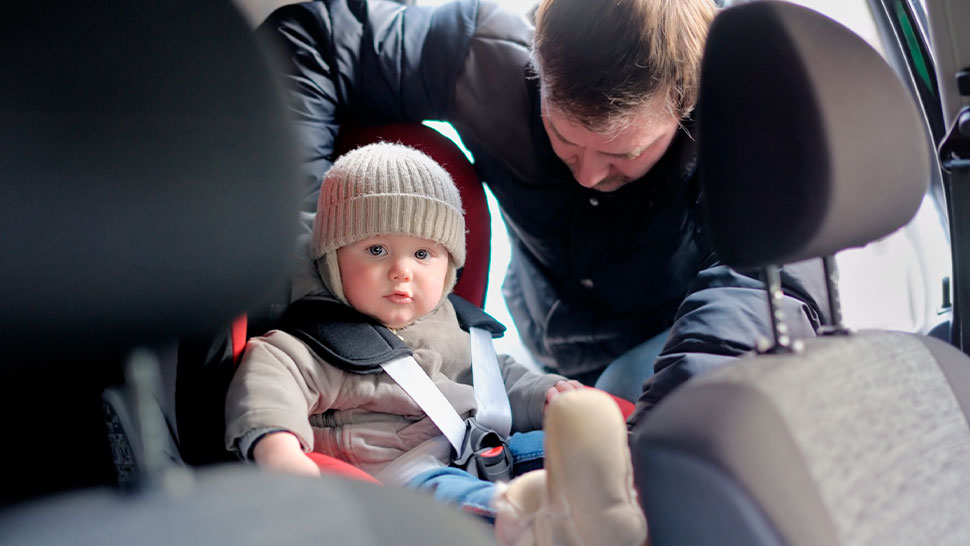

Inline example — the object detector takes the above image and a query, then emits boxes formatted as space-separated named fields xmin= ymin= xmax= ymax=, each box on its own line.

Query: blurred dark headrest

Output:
xmin=0 ymin=2 xmax=301 ymax=351
xmin=697 ymin=1 xmax=929 ymax=269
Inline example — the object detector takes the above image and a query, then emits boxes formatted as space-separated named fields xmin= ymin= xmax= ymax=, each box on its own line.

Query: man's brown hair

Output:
xmin=532 ymin=0 xmax=717 ymax=132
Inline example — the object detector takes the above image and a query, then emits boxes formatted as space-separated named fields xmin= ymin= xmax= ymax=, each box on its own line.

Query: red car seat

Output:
xmin=226 ymin=123 xmax=491 ymax=362
xmin=284 ymin=122 xmax=492 ymax=482
xmin=177 ymin=122 xmax=633 ymax=482
xmin=175 ymin=122 xmax=491 ymax=481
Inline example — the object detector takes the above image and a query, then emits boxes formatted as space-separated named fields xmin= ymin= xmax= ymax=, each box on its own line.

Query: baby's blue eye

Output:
xmin=415 ymin=249 xmax=430 ymax=260
xmin=367 ymin=245 xmax=386 ymax=256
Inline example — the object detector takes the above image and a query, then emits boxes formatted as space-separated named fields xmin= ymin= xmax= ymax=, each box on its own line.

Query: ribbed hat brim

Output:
xmin=312 ymin=193 xmax=465 ymax=266
xmin=310 ymin=142 xmax=466 ymax=267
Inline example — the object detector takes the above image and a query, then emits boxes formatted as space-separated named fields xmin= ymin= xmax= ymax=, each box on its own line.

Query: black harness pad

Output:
xmin=278 ymin=298 xmax=408 ymax=374
xmin=449 ymin=294 xmax=506 ymax=338
xmin=276 ymin=294 xmax=505 ymax=374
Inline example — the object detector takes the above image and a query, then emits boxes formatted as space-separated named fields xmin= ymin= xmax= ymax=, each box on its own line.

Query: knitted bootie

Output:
xmin=539 ymin=389 xmax=647 ymax=545
xmin=494 ymin=469 xmax=547 ymax=546
xmin=493 ymin=389 xmax=647 ymax=546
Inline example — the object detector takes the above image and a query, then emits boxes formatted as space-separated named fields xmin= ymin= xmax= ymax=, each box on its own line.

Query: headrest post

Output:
xmin=819 ymin=255 xmax=851 ymax=336
xmin=125 ymin=349 xmax=194 ymax=493
xmin=757 ymin=265 xmax=802 ymax=354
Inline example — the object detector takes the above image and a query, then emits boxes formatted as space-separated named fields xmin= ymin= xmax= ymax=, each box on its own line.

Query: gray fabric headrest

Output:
xmin=697 ymin=1 xmax=929 ymax=269
xmin=0 ymin=2 xmax=301 ymax=350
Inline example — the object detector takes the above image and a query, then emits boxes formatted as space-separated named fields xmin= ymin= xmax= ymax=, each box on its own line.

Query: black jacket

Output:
xmin=256 ymin=0 xmax=827 ymax=424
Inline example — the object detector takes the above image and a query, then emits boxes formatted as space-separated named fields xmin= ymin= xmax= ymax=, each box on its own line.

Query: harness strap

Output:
xmin=470 ymin=327 xmax=512 ymax=437
xmin=278 ymin=295 xmax=513 ymax=460
xmin=381 ymin=355 xmax=466 ymax=454
xmin=379 ymin=326 xmax=512 ymax=459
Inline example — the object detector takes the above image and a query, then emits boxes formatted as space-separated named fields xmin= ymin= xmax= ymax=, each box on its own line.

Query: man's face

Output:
xmin=336 ymin=234 xmax=450 ymax=329
xmin=541 ymin=98 xmax=681 ymax=192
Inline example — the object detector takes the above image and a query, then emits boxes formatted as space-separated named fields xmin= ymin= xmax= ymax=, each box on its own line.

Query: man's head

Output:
xmin=532 ymin=0 xmax=716 ymax=191
xmin=311 ymin=143 xmax=465 ymax=328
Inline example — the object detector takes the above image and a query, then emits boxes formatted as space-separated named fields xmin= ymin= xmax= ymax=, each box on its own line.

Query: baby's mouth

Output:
xmin=386 ymin=291 xmax=413 ymax=303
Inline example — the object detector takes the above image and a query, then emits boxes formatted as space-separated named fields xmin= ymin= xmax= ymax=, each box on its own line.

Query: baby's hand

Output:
xmin=544 ymin=380 xmax=584 ymax=410
xmin=253 ymin=431 xmax=321 ymax=477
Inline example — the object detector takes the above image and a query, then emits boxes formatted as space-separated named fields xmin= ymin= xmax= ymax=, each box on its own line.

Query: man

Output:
xmin=257 ymin=0 xmax=826 ymax=426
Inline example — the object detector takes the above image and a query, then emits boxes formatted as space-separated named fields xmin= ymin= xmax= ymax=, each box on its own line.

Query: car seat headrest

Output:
xmin=697 ymin=1 xmax=929 ymax=269
xmin=0 ymin=2 xmax=301 ymax=352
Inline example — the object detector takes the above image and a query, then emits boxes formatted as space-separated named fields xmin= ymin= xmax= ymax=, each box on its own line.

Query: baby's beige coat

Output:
xmin=225 ymin=297 xmax=564 ymax=478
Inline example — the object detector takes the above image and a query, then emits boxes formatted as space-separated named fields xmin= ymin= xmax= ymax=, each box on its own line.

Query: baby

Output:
xmin=225 ymin=142 xmax=646 ymax=546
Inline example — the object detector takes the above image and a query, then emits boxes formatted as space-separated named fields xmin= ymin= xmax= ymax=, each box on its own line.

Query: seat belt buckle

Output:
xmin=476 ymin=445 xmax=512 ymax=482
xmin=453 ymin=420 xmax=513 ymax=483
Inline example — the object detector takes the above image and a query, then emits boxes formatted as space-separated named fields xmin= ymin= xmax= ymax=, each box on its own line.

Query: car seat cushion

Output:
xmin=638 ymin=331 xmax=970 ymax=546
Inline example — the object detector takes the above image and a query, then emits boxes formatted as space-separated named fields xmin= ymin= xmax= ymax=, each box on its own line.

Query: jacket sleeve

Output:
xmin=498 ymin=354 xmax=566 ymax=433
xmin=255 ymin=0 xmax=478 ymax=208
xmin=224 ymin=330 xmax=345 ymax=455
xmin=626 ymin=259 xmax=829 ymax=428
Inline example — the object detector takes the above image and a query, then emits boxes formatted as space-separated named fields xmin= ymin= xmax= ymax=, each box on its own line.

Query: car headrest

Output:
xmin=0 ymin=2 xmax=300 ymax=352
xmin=697 ymin=1 xmax=929 ymax=269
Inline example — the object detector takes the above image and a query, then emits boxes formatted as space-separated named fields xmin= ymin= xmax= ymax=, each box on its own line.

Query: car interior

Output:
xmin=2 ymin=0 xmax=969 ymax=544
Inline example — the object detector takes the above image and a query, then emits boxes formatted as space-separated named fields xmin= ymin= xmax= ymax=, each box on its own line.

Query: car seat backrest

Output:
xmin=696 ymin=2 xmax=928 ymax=270
xmin=0 ymin=0 xmax=301 ymax=502
xmin=631 ymin=3 xmax=970 ymax=545
xmin=0 ymin=2 xmax=301 ymax=353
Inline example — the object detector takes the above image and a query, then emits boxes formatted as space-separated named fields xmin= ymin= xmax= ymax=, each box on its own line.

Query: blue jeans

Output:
xmin=405 ymin=430 xmax=545 ymax=520
xmin=593 ymin=328 xmax=669 ymax=402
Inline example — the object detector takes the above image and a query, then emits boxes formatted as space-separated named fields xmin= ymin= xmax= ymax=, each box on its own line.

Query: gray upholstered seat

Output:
xmin=630 ymin=2 xmax=970 ymax=545
xmin=0 ymin=2 xmax=494 ymax=544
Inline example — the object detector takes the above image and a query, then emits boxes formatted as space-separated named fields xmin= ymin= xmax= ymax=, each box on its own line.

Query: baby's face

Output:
xmin=336 ymin=234 xmax=450 ymax=329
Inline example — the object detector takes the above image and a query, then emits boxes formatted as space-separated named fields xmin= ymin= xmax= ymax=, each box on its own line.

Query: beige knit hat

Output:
xmin=311 ymin=142 xmax=466 ymax=302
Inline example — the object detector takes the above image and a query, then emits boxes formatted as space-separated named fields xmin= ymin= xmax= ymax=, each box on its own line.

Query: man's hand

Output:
xmin=252 ymin=431 xmax=321 ymax=477
xmin=544 ymin=380 xmax=584 ymax=411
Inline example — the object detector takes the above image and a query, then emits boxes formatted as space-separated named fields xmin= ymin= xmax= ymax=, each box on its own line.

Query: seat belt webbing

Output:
xmin=381 ymin=355 xmax=466 ymax=454
xmin=380 ymin=326 xmax=513 ymax=459
xmin=470 ymin=327 xmax=512 ymax=437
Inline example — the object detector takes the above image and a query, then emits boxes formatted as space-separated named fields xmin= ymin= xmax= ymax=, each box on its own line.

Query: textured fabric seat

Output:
xmin=0 ymin=2 xmax=495 ymax=544
xmin=630 ymin=2 xmax=970 ymax=545
xmin=637 ymin=331 xmax=970 ymax=545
